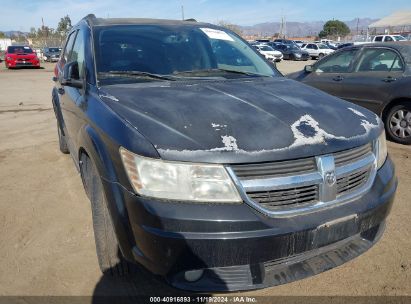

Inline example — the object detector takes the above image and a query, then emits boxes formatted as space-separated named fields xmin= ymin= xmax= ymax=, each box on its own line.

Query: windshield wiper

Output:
xmin=173 ymin=69 xmax=270 ymax=77
xmin=99 ymin=71 xmax=176 ymax=81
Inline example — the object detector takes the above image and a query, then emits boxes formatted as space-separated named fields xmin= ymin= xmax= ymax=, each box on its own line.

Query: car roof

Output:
xmin=82 ymin=14 xmax=211 ymax=27
xmin=353 ymin=42 xmax=411 ymax=64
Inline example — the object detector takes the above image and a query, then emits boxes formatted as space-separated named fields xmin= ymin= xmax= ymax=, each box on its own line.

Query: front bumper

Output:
xmin=5 ymin=60 xmax=40 ymax=67
xmin=112 ymin=156 xmax=396 ymax=291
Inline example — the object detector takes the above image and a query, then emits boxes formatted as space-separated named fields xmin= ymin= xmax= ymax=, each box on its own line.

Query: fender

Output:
xmin=51 ymin=88 xmax=66 ymax=136
xmin=77 ymin=124 xmax=136 ymax=261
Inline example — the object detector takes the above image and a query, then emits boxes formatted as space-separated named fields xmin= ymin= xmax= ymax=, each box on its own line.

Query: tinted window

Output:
xmin=374 ymin=36 xmax=383 ymax=42
xmin=384 ymin=36 xmax=394 ymax=42
xmin=70 ymin=30 xmax=85 ymax=79
xmin=93 ymin=25 xmax=277 ymax=79
xmin=356 ymin=48 xmax=404 ymax=72
xmin=7 ymin=46 xmax=33 ymax=54
xmin=62 ymin=31 xmax=77 ymax=63
xmin=315 ymin=49 xmax=357 ymax=73
xmin=394 ymin=35 xmax=406 ymax=41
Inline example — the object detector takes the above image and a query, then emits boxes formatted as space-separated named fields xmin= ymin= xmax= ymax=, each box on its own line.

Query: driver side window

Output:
xmin=315 ymin=49 xmax=357 ymax=73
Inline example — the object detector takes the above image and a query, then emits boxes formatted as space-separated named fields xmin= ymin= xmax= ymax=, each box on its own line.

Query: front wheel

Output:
xmin=318 ymin=53 xmax=325 ymax=59
xmin=385 ymin=103 xmax=411 ymax=145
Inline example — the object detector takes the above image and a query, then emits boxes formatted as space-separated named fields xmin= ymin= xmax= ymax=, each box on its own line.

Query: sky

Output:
xmin=0 ymin=0 xmax=411 ymax=32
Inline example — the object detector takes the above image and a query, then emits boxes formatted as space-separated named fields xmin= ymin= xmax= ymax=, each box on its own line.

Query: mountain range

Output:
xmin=1 ymin=18 xmax=379 ymax=38
xmin=240 ymin=18 xmax=378 ymax=37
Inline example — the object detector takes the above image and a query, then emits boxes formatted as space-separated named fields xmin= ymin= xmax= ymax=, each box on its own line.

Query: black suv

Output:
xmin=43 ymin=47 xmax=61 ymax=62
xmin=52 ymin=15 xmax=397 ymax=291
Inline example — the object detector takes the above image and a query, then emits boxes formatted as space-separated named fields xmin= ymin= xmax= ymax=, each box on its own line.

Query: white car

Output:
xmin=255 ymin=44 xmax=283 ymax=62
xmin=372 ymin=35 xmax=407 ymax=42
xmin=300 ymin=43 xmax=334 ymax=59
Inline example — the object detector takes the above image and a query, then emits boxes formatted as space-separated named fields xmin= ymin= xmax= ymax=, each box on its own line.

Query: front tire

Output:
xmin=80 ymin=153 xmax=131 ymax=276
xmin=318 ymin=53 xmax=325 ymax=59
xmin=385 ymin=102 xmax=411 ymax=145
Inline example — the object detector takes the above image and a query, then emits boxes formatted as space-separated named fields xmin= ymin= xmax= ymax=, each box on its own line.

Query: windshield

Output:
xmin=318 ymin=44 xmax=329 ymax=49
xmin=48 ymin=48 xmax=60 ymax=52
xmin=394 ymin=36 xmax=406 ymax=41
xmin=287 ymin=44 xmax=300 ymax=50
xmin=7 ymin=46 xmax=33 ymax=54
xmin=93 ymin=25 xmax=278 ymax=81
xmin=259 ymin=45 xmax=274 ymax=51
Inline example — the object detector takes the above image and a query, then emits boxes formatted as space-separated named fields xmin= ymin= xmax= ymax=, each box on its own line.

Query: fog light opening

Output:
xmin=184 ymin=269 xmax=204 ymax=282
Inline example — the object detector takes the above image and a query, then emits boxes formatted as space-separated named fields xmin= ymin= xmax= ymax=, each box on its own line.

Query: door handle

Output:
xmin=382 ymin=76 xmax=397 ymax=83
xmin=333 ymin=75 xmax=344 ymax=81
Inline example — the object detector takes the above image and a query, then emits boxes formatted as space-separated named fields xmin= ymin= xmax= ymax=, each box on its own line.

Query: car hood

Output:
xmin=99 ymin=77 xmax=382 ymax=164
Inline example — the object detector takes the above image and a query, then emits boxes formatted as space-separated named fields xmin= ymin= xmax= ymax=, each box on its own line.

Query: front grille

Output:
xmin=337 ymin=169 xmax=369 ymax=196
xmin=231 ymin=157 xmax=316 ymax=180
xmin=334 ymin=144 xmax=372 ymax=167
xmin=248 ymin=184 xmax=319 ymax=210
xmin=228 ymin=144 xmax=375 ymax=215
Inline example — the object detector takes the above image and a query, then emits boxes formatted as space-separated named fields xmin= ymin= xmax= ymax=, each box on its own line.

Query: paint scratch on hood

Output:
xmin=99 ymin=93 xmax=119 ymax=102
xmin=157 ymin=114 xmax=381 ymax=157
xmin=348 ymin=107 xmax=367 ymax=118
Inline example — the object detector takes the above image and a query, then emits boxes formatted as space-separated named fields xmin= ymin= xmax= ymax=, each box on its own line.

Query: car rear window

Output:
xmin=7 ymin=46 xmax=33 ymax=54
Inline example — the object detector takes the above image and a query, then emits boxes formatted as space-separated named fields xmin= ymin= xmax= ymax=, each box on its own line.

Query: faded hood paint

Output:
xmin=99 ymin=77 xmax=383 ymax=164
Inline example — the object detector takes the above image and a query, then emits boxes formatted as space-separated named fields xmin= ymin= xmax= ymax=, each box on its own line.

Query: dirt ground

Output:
xmin=0 ymin=61 xmax=410 ymax=298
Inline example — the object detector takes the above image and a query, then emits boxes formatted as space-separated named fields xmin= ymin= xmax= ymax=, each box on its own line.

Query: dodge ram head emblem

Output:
xmin=325 ymin=171 xmax=337 ymax=186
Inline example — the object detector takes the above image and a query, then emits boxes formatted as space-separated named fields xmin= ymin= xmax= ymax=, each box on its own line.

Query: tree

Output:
xmin=319 ymin=20 xmax=350 ymax=39
xmin=0 ymin=31 xmax=6 ymax=38
xmin=217 ymin=21 xmax=243 ymax=36
xmin=57 ymin=15 xmax=72 ymax=37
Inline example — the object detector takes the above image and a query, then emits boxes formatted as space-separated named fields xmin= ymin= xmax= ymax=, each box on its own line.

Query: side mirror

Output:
xmin=62 ymin=61 xmax=83 ymax=89
xmin=304 ymin=65 xmax=314 ymax=73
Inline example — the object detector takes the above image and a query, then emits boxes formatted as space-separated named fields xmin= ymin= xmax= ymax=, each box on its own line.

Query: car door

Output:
xmin=301 ymin=48 xmax=359 ymax=97
xmin=338 ymin=47 xmax=405 ymax=113
xmin=59 ymin=29 xmax=86 ymax=157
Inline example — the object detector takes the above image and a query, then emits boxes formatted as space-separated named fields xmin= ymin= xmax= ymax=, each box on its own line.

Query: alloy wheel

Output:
xmin=390 ymin=109 xmax=411 ymax=139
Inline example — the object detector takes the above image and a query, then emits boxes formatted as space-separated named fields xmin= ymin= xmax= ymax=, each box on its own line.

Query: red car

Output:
xmin=4 ymin=45 xmax=40 ymax=69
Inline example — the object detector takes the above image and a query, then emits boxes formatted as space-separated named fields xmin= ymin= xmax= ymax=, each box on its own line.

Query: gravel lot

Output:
xmin=0 ymin=61 xmax=410 ymax=298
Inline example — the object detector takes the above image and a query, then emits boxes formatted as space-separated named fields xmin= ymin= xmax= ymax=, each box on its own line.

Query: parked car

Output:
xmin=301 ymin=43 xmax=335 ymax=59
xmin=255 ymin=44 xmax=283 ymax=62
xmin=273 ymin=38 xmax=296 ymax=45
xmin=43 ymin=47 xmax=61 ymax=62
xmin=289 ymin=42 xmax=411 ymax=144
xmin=52 ymin=14 xmax=396 ymax=292
xmin=373 ymin=35 xmax=407 ymax=42
xmin=273 ymin=43 xmax=310 ymax=61
xmin=4 ymin=45 xmax=40 ymax=69
xmin=293 ymin=40 xmax=305 ymax=47
xmin=338 ymin=42 xmax=354 ymax=49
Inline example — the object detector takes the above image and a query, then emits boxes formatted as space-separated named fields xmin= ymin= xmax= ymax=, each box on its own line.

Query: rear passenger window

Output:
xmin=384 ymin=36 xmax=394 ymax=42
xmin=374 ymin=36 xmax=383 ymax=42
xmin=356 ymin=48 xmax=404 ymax=72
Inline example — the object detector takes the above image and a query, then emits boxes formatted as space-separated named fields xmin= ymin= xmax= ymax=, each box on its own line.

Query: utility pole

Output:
xmin=180 ymin=0 xmax=185 ymax=20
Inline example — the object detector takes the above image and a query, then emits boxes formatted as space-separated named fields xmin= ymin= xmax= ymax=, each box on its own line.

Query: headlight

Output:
xmin=295 ymin=53 xmax=302 ymax=57
xmin=375 ymin=132 xmax=388 ymax=169
xmin=120 ymin=147 xmax=242 ymax=203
